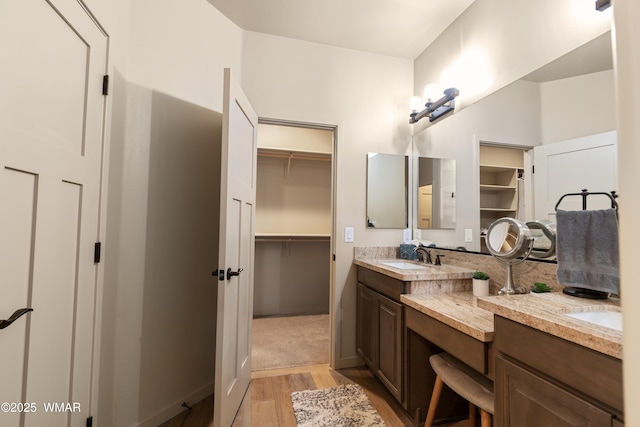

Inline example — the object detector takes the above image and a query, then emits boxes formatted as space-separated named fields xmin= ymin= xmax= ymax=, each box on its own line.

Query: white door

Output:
xmin=533 ymin=131 xmax=617 ymax=220
xmin=213 ymin=69 xmax=258 ymax=427
xmin=0 ymin=0 xmax=107 ymax=426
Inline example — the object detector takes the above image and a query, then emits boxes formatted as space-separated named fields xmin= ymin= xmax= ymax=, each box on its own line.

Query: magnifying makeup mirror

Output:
xmin=486 ymin=217 xmax=534 ymax=295
xmin=526 ymin=219 xmax=557 ymax=259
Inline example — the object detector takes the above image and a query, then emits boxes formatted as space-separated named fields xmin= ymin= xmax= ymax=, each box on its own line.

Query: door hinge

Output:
xmin=94 ymin=242 xmax=102 ymax=263
xmin=102 ymin=75 xmax=109 ymax=96
xmin=532 ymin=164 xmax=535 ymax=174
xmin=86 ymin=416 xmax=93 ymax=427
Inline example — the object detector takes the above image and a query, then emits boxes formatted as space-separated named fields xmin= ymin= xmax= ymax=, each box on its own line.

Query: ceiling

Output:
xmin=206 ymin=0 xmax=476 ymax=59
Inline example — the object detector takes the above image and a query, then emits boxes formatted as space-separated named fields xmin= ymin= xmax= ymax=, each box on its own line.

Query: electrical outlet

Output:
xmin=465 ymin=228 xmax=473 ymax=243
xmin=345 ymin=227 xmax=354 ymax=243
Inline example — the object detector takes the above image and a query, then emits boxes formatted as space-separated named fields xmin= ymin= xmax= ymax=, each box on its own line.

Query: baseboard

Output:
xmin=332 ymin=355 xmax=363 ymax=370
xmin=137 ymin=382 xmax=213 ymax=427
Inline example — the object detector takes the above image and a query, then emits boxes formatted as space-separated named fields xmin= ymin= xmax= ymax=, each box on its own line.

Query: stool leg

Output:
xmin=469 ymin=402 xmax=477 ymax=426
xmin=424 ymin=376 xmax=444 ymax=427
xmin=480 ymin=409 xmax=492 ymax=427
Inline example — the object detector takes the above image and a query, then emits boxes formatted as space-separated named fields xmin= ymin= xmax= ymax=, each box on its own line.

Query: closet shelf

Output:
xmin=257 ymin=148 xmax=331 ymax=162
xmin=480 ymin=184 xmax=517 ymax=191
xmin=255 ymin=233 xmax=330 ymax=243
xmin=479 ymin=207 xmax=517 ymax=212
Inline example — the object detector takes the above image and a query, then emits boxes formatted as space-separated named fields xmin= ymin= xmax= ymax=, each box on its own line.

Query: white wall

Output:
xmin=614 ymin=0 xmax=640 ymax=423
xmin=540 ymin=70 xmax=616 ymax=144
xmin=241 ymin=31 xmax=414 ymax=366
xmin=412 ymin=0 xmax=612 ymax=124
xmin=98 ymin=1 xmax=244 ymax=426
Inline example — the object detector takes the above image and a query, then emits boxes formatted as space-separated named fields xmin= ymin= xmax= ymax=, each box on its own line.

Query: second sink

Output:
xmin=565 ymin=310 xmax=623 ymax=331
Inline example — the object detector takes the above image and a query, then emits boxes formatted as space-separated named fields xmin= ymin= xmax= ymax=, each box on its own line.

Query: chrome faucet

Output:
xmin=414 ymin=247 xmax=432 ymax=264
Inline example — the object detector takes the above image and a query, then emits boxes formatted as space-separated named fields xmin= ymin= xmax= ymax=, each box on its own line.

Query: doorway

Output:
xmin=251 ymin=121 xmax=335 ymax=372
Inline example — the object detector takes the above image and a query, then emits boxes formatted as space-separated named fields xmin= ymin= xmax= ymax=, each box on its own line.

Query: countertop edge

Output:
xmin=477 ymin=293 xmax=622 ymax=359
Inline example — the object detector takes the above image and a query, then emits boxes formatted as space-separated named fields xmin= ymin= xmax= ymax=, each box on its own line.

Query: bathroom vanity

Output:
xmin=354 ymin=255 xmax=624 ymax=427
xmin=478 ymin=293 xmax=623 ymax=426
xmin=354 ymin=258 xmax=476 ymax=423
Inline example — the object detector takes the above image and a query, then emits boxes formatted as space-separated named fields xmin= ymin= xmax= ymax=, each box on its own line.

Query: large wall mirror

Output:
xmin=412 ymin=30 xmax=615 ymax=258
xmin=366 ymin=153 xmax=408 ymax=228
xmin=417 ymin=157 xmax=456 ymax=229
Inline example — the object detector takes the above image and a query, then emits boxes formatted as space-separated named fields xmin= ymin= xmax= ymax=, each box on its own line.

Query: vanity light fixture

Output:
xmin=409 ymin=87 xmax=459 ymax=124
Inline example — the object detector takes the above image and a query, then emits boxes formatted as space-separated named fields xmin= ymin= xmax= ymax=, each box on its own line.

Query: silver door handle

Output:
xmin=0 ymin=308 xmax=33 ymax=330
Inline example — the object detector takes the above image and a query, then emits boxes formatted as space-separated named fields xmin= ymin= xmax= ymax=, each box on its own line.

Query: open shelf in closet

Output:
xmin=257 ymin=147 xmax=331 ymax=161
xmin=255 ymin=233 xmax=330 ymax=243
xmin=478 ymin=146 xmax=525 ymax=253
xmin=254 ymin=124 xmax=333 ymax=317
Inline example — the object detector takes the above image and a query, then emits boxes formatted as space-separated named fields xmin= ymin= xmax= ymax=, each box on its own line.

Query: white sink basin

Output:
xmin=381 ymin=261 xmax=429 ymax=270
xmin=565 ymin=310 xmax=623 ymax=331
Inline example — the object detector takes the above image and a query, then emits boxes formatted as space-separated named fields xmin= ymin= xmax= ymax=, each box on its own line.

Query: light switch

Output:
xmin=403 ymin=228 xmax=412 ymax=242
xmin=345 ymin=227 xmax=355 ymax=243
xmin=464 ymin=228 xmax=473 ymax=243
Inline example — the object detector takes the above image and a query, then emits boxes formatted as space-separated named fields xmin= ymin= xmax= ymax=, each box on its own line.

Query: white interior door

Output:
xmin=213 ymin=69 xmax=258 ymax=427
xmin=0 ymin=0 xmax=107 ymax=426
xmin=533 ymin=131 xmax=617 ymax=220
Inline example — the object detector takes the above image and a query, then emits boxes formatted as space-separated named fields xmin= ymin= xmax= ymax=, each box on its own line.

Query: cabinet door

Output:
xmin=377 ymin=293 xmax=403 ymax=401
xmin=495 ymin=355 xmax=611 ymax=427
xmin=356 ymin=283 xmax=377 ymax=368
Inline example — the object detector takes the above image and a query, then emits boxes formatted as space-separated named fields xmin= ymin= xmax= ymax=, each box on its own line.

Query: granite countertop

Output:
xmin=353 ymin=258 xmax=475 ymax=281
xmin=355 ymin=257 xmax=622 ymax=359
xmin=401 ymin=292 xmax=494 ymax=342
xmin=477 ymin=292 xmax=622 ymax=359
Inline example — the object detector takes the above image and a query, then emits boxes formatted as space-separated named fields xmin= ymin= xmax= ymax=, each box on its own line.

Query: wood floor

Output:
xmin=162 ymin=364 xmax=470 ymax=427
xmin=162 ymin=315 xmax=470 ymax=426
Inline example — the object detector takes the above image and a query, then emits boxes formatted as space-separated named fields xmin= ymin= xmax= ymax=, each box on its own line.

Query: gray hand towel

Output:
xmin=556 ymin=209 xmax=619 ymax=294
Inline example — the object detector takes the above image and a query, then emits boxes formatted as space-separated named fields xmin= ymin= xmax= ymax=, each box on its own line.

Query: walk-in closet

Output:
xmin=252 ymin=123 xmax=333 ymax=371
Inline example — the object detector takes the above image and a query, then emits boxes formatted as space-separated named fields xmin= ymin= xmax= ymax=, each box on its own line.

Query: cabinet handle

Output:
xmin=0 ymin=308 xmax=33 ymax=330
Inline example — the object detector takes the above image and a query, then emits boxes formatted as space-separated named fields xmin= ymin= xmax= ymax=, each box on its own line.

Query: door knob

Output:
xmin=226 ymin=268 xmax=244 ymax=280
xmin=213 ymin=269 xmax=225 ymax=281
xmin=0 ymin=308 xmax=33 ymax=330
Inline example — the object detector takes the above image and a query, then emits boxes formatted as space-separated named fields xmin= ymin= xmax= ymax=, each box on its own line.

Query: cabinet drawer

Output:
xmin=406 ymin=306 xmax=491 ymax=377
xmin=357 ymin=266 xmax=406 ymax=301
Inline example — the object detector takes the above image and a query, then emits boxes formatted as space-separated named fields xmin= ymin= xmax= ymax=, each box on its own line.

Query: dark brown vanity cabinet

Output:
xmin=356 ymin=267 xmax=404 ymax=402
xmin=494 ymin=316 xmax=623 ymax=427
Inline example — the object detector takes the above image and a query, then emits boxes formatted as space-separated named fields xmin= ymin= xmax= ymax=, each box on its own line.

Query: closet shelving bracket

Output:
xmin=257 ymin=148 xmax=332 ymax=179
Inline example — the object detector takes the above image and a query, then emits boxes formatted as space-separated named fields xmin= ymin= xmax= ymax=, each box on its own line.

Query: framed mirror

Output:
xmin=366 ymin=153 xmax=408 ymax=228
xmin=417 ymin=157 xmax=456 ymax=229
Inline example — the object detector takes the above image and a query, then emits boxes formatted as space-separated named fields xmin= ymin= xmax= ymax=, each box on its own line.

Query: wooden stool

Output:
xmin=425 ymin=353 xmax=494 ymax=427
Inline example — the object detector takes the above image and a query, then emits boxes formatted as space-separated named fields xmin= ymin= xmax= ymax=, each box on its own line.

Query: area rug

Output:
xmin=290 ymin=384 xmax=386 ymax=427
